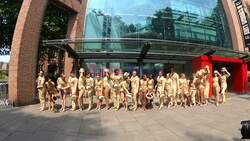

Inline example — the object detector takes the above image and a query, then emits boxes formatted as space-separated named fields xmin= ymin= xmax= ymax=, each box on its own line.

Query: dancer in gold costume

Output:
xmin=95 ymin=73 xmax=103 ymax=110
xmin=147 ymin=74 xmax=155 ymax=108
xmin=85 ymin=72 xmax=94 ymax=111
xmin=130 ymin=70 xmax=140 ymax=111
xmin=68 ymin=73 xmax=78 ymax=111
xmin=120 ymin=72 xmax=130 ymax=111
xmin=103 ymin=69 xmax=111 ymax=110
xmin=170 ymin=68 xmax=179 ymax=107
xmin=57 ymin=73 xmax=69 ymax=112
xmin=110 ymin=69 xmax=123 ymax=110
xmin=190 ymin=73 xmax=197 ymax=106
xmin=164 ymin=73 xmax=172 ymax=108
xmin=220 ymin=67 xmax=230 ymax=103
xmin=203 ymin=66 xmax=210 ymax=105
xmin=195 ymin=70 xmax=205 ymax=106
xmin=45 ymin=78 xmax=58 ymax=112
xmin=37 ymin=71 xmax=46 ymax=111
xmin=213 ymin=70 xmax=221 ymax=106
xmin=179 ymin=73 xmax=189 ymax=108
xmin=140 ymin=74 xmax=148 ymax=111
xmin=156 ymin=71 xmax=165 ymax=110
xmin=78 ymin=68 xmax=85 ymax=111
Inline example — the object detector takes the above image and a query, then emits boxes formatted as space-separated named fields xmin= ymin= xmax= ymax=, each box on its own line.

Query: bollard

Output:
xmin=241 ymin=120 xmax=250 ymax=139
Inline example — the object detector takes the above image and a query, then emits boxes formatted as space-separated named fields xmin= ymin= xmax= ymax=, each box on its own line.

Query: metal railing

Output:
xmin=0 ymin=81 xmax=9 ymax=109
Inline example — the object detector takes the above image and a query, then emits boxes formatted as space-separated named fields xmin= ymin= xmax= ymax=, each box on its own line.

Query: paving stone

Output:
xmin=0 ymin=131 xmax=11 ymax=141
xmin=15 ymin=121 xmax=41 ymax=133
xmin=0 ymin=93 xmax=249 ymax=141
xmin=77 ymin=134 xmax=102 ymax=141
xmin=121 ymin=121 xmax=144 ymax=132
xmin=2 ymin=131 xmax=33 ymax=141
xmin=125 ymin=132 xmax=157 ymax=141
xmin=78 ymin=120 xmax=102 ymax=137
xmin=52 ymin=133 xmax=77 ymax=141
xmin=154 ymin=132 xmax=182 ymax=141
xmin=28 ymin=131 xmax=56 ymax=141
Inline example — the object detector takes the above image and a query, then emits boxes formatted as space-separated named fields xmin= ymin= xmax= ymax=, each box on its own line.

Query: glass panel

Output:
xmin=83 ymin=0 xmax=233 ymax=52
xmin=120 ymin=63 xmax=139 ymax=73
xmin=84 ymin=63 xmax=105 ymax=73
xmin=81 ymin=61 xmax=193 ymax=78
xmin=73 ymin=42 xmax=142 ymax=53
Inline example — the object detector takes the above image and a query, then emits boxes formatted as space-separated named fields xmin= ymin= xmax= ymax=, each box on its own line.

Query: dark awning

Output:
xmin=42 ymin=38 xmax=250 ymax=62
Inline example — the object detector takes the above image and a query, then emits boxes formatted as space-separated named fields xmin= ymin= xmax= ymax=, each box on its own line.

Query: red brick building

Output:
xmin=9 ymin=0 xmax=250 ymax=105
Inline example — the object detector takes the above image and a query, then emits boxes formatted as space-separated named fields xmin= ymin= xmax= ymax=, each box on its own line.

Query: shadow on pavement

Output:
xmin=0 ymin=104 xmax=107 ymax=141
xmin=185 ymin=130 xmax=242 ymax=141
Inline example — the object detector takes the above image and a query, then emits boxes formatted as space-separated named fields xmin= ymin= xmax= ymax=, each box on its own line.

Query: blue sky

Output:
xmin=0 ymin=55 xmax=10 ymax=63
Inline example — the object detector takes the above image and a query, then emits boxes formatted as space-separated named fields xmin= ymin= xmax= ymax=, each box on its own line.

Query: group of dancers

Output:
xmin=36 ymin=66 xmax=230 ymax=112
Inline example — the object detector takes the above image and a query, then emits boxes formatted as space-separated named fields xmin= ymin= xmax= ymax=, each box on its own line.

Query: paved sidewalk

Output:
xmin=0 ymin=93 xmax=250 ymax=141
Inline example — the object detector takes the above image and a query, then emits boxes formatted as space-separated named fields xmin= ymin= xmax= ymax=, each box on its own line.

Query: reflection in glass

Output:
xmin=83 ymin=0 xmax=232 ymax=52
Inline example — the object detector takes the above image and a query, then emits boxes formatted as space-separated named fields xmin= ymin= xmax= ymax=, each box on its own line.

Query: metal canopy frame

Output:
xmin=42 ymin=38 xmax=250 ymax=62
xmin=42 ymin=43 xmax=78 ymax=58
xmin=139 ymin=42 xmax=151 ymax=62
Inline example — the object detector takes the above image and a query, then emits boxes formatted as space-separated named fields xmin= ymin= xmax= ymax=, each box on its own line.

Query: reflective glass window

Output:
xmin=82 ymin=0 xmax=233 ymax=52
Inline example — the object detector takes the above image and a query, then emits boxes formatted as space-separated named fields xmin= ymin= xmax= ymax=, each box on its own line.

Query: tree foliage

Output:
xmin=149 ymin=7 xmax=175 ymax=40
xmin=41 ymin=2 xmax=69 ymax=40
xmin=0 ymin=0 xmax=69 ymax=56
xmin=0 ymin=70 xmax=8 ymax=81
xmin=38 ymin=2 xmax=69 ymax=64
xmin=0 ymin=0 xmax=22 ymax=55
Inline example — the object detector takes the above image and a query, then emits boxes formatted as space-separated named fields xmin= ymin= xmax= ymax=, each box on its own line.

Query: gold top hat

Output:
xmin=214 ymin=70 xmax=219 ymax=74
xmin=126 ymin=93 xmax=132 ymax=98
xmin=196 ymin=70 xmax=203 ymax=76
xmin=79 ymin=68 xmax=85 ymax=73
xmin=146 ymin=92 xmax=154 ymax=100
xmin=99 ymin=95 xmax=104 ymax=99
xmin=123 ymin=72 xmax=129 ymax=77
xmin=52 ymin=95 xmax=57 ymax=101
xmin=104 ymin=68 xmax=109 ymax=73
xmin=221 ymin=67 xmax=226 ymax=72
xmin=160 ymin=93 xmax=165 ymax=98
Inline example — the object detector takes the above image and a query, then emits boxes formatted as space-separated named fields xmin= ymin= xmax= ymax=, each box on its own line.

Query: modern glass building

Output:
xmin=76 ymin=0 xmax=237 ymax=76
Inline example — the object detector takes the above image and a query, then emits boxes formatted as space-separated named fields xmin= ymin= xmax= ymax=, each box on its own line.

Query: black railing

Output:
xmin=0 ymin=81 xmax=9 ymax=108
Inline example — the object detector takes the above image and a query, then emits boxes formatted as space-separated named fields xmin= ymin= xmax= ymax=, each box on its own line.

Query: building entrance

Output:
xmin=80 ymin=59 xmax=193 ymax=79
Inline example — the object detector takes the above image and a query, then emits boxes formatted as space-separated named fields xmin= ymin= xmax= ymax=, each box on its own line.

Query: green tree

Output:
xmin=149 ymin=7 xmax=175 ymax=40
xmin=0 ymin=0 xmax=69 ymax=55
xmin=38 ymin=2 xmax=69 ymax=63
xmin=40 ymin=2 xmax=69 ymax=40
xmin=0 ymin=0 xmax=22 ymax=55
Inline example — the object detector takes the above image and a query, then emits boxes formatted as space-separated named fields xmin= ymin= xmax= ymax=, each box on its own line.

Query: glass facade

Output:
xmin=82 ymin=61 xmax=193 ymax=79
xmin=82 ymin=0 xmax=233 ymax=52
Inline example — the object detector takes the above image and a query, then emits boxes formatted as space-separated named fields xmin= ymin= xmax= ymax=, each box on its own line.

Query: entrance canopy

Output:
xmin=43 ymin=38 xmax=249 ymax=94
xmin=42 ymin=38 xmax=250 ymax=62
